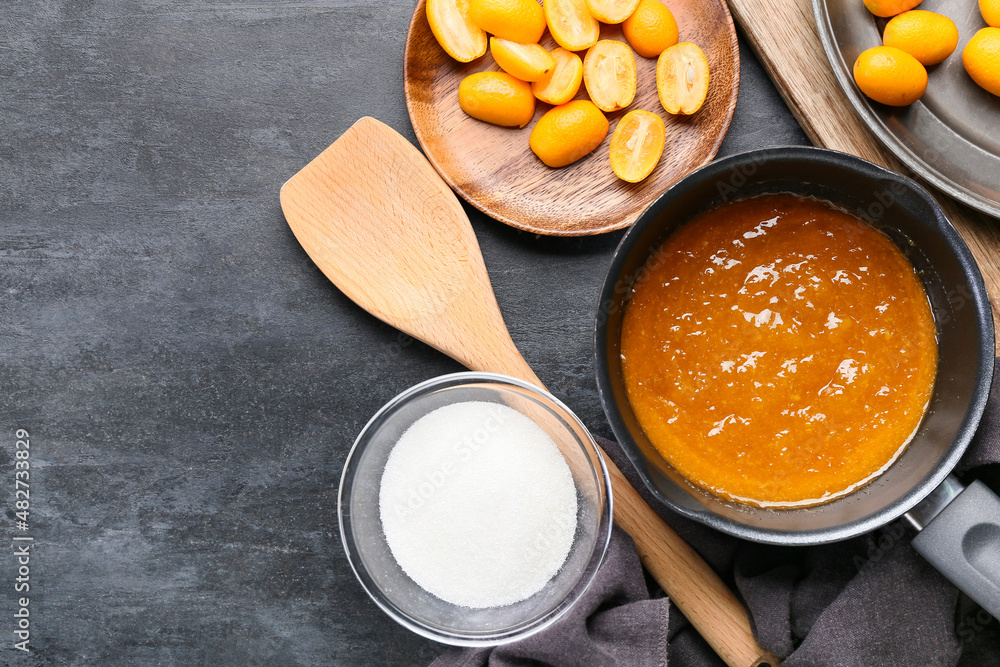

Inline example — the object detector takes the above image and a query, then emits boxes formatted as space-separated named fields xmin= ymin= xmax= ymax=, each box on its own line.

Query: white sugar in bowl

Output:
xmin=338 ymin=372 xmax=613 ymax=646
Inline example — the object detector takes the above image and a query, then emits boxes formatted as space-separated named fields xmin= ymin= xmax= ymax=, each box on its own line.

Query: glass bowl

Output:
xmin=338 ymin=372 xmax=613 ymax=646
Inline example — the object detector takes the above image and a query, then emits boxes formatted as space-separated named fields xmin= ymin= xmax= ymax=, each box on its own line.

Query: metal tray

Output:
xmin=813 ymin=0 xmax=1000 ymax=219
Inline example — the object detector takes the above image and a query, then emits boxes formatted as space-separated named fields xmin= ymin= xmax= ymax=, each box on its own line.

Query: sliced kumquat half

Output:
xmin=458 ymin=71 xmax=536 ymax=127
xmin=469 ymin=0 xmax=546 ymax=43
xmin=609 ymin=110 xmax=665 ymax=182
xmin=532 ymin=47 xmax=584 ymax=104
xmin=427 ymin=0 xmax=488 ymax=62
xmin=583 ymin=40 xmax=637 ymax=112
xmin=656 ymin=42 xmax=710 ymax=114
xmin=585 ymin=0 xmax=641 ymax=24
xmin=491 ymin=37 xmax=556 ymax=81
xmin=544 ymin=0 xmax=600 ymax=52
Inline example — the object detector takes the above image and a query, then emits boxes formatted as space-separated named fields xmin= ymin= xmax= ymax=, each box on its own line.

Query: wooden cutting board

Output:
xmin=726 ymin=0 xmax=1000 ymax=340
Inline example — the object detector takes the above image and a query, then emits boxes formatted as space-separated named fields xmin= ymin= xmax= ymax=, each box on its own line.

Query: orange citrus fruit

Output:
xmin=469 ymin=0 xmax=546 ymax=43
xmin=583 ymin=40 xmax=637 ymax=112
xmin=622 ymin=0 xmax=678 ymax=58
xmin=529 ymin=100 xmax=609 ymax=167
xmin=585 ymin=0 xmax=641 ymax=24
xmin=982 ymin=0 xmax=1000 ymax=27
xmin=426 ymin=0 xmax=488 ymax=63
xmin=458 ymin=72 xmax=536 ymax=127
xmin=544 ymin=0 xmax=600 ymax=52
xmin=609 ymin=110 xmax=665 ymax=182
xmin=963 ymin=27 xmax=1000 ymax=96
xmin=491 ymin=37 xmax=556 ymax=81
xmin=882 ymin=11 xmax=958 ymax=65
xmin=532 ymin=48 xmax=585 ymax=104
xmin=656 ymin=42 xmax=710 ymax=114
xmin=863 ymin=0 xmax=922 ymax=18
xmin=852 ymin=46 xmax=927 ymax=105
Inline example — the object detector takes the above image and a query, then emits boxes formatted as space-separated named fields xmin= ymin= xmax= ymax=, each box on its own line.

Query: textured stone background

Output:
xmin=4 ymin=1 xmax=990 ymax=666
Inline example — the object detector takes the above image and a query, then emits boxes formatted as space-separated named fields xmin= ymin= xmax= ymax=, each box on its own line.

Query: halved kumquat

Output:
xmin=532 ymin=48 xmax=584 ymax=104
xmin=544 ymin=0 xmax=600 ymax=52
xmin=656 ymin=42 xmax=710 ymax=114
xmin=609 ymin=110 xmax=665 ymax=182
xmin=583 ymin=40 xmax=637 ymax=112
xmin=427 ymin=0 xmax=488 ymax=62
xmin=491 ymin=37 xmax=556 ymax=81
xmin=585 ymin=0 xmax=641 ymax=24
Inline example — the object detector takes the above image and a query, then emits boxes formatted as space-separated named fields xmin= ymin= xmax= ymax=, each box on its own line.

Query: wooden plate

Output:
xmin=403 ymin=0 xmax=740 ymax=236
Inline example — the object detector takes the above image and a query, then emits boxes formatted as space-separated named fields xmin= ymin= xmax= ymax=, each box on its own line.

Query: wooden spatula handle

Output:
xmin=609 ymin=463 xmax=779 ymax=667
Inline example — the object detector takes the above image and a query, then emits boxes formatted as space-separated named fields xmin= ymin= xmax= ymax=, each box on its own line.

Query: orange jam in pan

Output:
xmin=621 ymin=193 xmax=938 ymax=507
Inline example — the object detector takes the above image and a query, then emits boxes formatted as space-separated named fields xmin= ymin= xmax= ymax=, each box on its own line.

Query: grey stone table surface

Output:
xmin=0 ymin=1 xmax=817 ymax=665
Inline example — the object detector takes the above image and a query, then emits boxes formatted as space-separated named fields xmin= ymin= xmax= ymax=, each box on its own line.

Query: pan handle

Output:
xmin=908 ymin=477 xmax=1000 ymax=619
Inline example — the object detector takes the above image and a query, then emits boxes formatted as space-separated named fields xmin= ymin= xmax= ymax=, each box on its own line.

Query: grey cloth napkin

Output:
xmin=431 ymin=360 xmax=1000 ymax=667
xmin=433 ymin=527 xmax=671 ymax=667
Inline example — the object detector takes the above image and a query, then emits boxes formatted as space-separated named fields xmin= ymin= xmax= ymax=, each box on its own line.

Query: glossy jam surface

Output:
xmin=620 ymin=194 xmax=938 ymax=507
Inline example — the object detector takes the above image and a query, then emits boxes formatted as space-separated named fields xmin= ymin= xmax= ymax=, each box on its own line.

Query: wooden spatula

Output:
xmin=280 ymin=116 xmax=778 ymax=667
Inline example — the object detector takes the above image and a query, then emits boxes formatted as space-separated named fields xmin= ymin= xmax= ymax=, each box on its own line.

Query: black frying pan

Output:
xmin=595 ymin=147 xmax=1000 ymax=617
